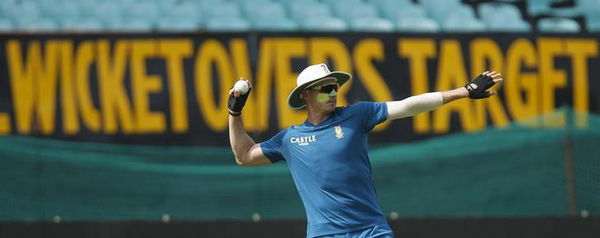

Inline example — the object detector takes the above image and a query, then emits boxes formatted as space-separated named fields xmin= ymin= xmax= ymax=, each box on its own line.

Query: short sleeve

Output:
xmin=259 ymin=129 xmax=287 ymax=163
xmin=352 ymin=101 xmax=388 ymax=132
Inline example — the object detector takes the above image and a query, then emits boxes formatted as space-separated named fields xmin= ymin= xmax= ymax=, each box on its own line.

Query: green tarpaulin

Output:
xmin=1 ymin=109 xmax=598 ymax=221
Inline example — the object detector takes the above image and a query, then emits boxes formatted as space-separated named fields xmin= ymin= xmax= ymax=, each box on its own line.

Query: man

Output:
xmin=227 ymin=63 xmax=503 ymax=238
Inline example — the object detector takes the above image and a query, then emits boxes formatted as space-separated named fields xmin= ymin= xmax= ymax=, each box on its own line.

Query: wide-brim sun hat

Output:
xmin=287 ymin=63 xmax=352 ymax=110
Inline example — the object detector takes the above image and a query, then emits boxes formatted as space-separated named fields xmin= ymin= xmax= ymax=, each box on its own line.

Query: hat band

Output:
xmin=304 ymin=77 xmax=338 ymax=89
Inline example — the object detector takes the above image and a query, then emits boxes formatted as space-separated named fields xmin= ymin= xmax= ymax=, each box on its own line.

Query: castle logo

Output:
xmin=290 ymin=135 xmax=317 ymax=146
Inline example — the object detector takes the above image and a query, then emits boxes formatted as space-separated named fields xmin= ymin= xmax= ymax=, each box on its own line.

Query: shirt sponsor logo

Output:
xmin=290 ymin=135 xmax=317 ymax=146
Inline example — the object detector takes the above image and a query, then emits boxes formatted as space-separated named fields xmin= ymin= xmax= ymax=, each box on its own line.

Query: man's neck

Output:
xmin=306 ymin=108 xmax=332 ymax=126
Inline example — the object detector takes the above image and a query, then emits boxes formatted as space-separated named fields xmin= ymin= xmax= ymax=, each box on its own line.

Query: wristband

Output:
xmin=228 ymin=87 xmax=251 ymax=113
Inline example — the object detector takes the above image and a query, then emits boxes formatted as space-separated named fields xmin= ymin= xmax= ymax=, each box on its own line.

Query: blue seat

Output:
xmin=396 ymin=17 xmax=439 ymax=32
xmin=0 ymin=18 xmax=14 ymax=31
xmin=526 ymin=0 xmax=582 ymax=17
xmin=44 ymin=1 xmax=82 ymax=20
xmin=537 ymin=17 xmax=581 ymax=32
xmin=154 ymin=0 xmax=179 ymax=10
xmin=587 ymin=19 xmax=600 ymax=32
xmin=115 ymin=19 xmax=154 ymax=31
xmin=20 ymin=18 xmax=59 ymax=31
xmin=580 ymin=0 xmax=600 ymax=22
xmin=204 ymin=2 xmax=242 ymax=20
xmin=252 ymin=18 xmax=299 ymax=31
xmin=92 ymin=2 xmax=123 ymax=25
xmin=290 ymin=2 xmax=332 ymax=21
xmin=479 ymin=3 xmax=521 ymax=20
xmin=479 ymin=3 xmax=531 ymax=32
xmin=420 ymin=0 xmax=462 ymax=9
xmin=278 ymin=0 xmax=319 ymax=9
xmin=383 ymin=4 xmax=427 ymax=21
xmin=484 ymin=15 xmax=531 ymax=32
xmin=36 ymin=0 xmax=60 ymax=14
xmin=72 ymin=0 xmax=98 ymax=14
xmin=350 ymin=17 xmax=394 ymax=32
xmin=371 ymin=0 xmax=413 ymax=14
xmin=157 ymin=17 xmax=199 ymax=31
xmin=239 ymin=0 xmax=272 ymax=16
xmin=322 ymin=0 xmax=362 ymax=8
xmin=205 ymin=17 xmax=250 ymax=32
xmin=117 ymin=0 xmax=140 ymax=9
xmin=166 ymin=2 xmax=202 ymax=25
xmin=62 ymin=18 xmax=104 ymax=31
xmin=332 ymin=2 xmax=379 ymax=22
xmin=579 ymin=0 xmax=600 ymax=9
xmin=198 ymin=0 xmax=228 ymax=14
xmin=245 ymin=2 xmax=287 ymax=22
xmin=5 ymin=1 xmax=42 ymax=24
xmin=430 ymin=3 xmax=476 ymax=23
xmin=57 ymin=17 xmax=80 ymax=28
xmin=130 ymin=2 xmax=162 ymax=22
xmin=583 ymin=0 xmax=600 ymax=32
xmin=301 ymin=16 xmax=347 ymax=31
xmin=421 ymin=0 xmax=461 ymax=17
xmin=441 ymin=15 xmax=486 ymax=32
xmin=526 ymin=0 xmax=556 ymax=16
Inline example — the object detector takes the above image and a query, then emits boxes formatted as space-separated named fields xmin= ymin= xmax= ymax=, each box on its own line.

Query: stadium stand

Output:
xmin=0 ymin=0 xmax=598 ymax=32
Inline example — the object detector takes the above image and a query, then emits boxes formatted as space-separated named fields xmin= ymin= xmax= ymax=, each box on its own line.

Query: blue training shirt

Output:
xmin=260 ymin=102 xmax=390 ymax=237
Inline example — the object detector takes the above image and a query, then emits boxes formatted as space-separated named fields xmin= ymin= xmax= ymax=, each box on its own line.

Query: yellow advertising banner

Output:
xmin=0 ymin=33 xmax=598 ymax=145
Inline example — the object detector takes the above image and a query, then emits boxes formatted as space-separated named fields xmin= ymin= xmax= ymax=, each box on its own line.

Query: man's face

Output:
xmin=302 ymin=78 xmax=339 ymax=113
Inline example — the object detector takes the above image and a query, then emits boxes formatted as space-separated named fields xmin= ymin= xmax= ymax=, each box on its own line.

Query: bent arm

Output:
xmin=386 ymin=88 xmax=469 ymax=120
xmin=228 ymin=115 xmax=272 ymax=166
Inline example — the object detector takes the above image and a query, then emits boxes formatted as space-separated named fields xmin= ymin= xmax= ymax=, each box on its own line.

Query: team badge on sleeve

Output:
xmin=334 ymin=125 xmax=344 ymax=139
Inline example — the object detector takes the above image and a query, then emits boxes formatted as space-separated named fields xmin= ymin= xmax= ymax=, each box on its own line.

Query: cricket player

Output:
xmin=227 ymin=63 xmax=503 ymax=238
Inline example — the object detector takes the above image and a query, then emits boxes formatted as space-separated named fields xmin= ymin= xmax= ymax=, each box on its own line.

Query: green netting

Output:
xmin=1 ymin=108 xmax=599 ymax=221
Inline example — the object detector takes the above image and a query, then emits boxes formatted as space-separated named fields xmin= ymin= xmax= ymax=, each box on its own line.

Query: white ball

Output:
xmin=234 ymin=80 xmax=249 ymax=95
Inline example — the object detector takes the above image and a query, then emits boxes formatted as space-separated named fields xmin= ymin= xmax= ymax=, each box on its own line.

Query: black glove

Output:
xmin=465 ymin=73 xmax=495 ymax=99
xmin=227 ymin=87 xmax=251 ymax=116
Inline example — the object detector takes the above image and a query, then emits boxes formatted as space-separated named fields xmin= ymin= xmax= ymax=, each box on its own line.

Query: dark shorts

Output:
xmin=315 ymin=224 xmax=394 ymax=238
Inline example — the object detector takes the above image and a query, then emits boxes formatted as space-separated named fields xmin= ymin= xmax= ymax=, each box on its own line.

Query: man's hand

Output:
xmin=227 ymin=79 xmax=252 ymax=116
xmin=465 ymin=71 xmax=503 ymax=99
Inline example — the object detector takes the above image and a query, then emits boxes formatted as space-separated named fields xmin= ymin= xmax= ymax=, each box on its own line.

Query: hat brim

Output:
xmin=287 ymin=71 xmax=351 ymax=110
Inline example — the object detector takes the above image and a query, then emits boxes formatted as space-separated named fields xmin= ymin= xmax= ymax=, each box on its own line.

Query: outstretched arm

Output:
xmin=387 ymin=71 xmax=503 ymax=120
xmin=228 ymin=80 xmax=272 ymax=167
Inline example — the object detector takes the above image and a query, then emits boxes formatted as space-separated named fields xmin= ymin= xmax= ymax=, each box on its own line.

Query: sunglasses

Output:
xmin=309 ymin=84 xmax=339 ymax=94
